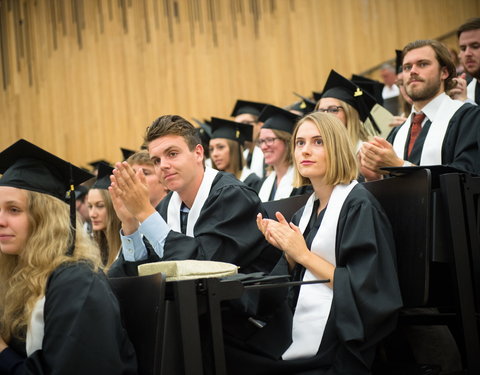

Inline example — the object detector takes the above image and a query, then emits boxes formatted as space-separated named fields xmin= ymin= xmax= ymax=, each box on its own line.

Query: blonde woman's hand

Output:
xmin=265 ymin=212 xmax=310 ymax=266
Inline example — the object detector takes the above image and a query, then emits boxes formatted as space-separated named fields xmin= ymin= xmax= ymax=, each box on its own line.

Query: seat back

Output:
xmin=262 ymin=193 xmax=310 ymax=222
xmin=109 ymin=272 xmax=167 ymax=375
xmin=363 ymin=169 xmax=432 ymax=307
xmin=462 ymin=175 xmax=480 ymax=312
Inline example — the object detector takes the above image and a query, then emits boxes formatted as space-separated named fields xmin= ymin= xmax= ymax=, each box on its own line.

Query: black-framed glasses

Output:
xmin=256 ymin=137 xmax=279 ymax=147
xmin=317 ymin=106 xmax=344 ymax=114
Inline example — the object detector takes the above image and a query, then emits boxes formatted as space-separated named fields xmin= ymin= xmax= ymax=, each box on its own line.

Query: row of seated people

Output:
xmin=1 ymin=35 xmax=480 ymax=374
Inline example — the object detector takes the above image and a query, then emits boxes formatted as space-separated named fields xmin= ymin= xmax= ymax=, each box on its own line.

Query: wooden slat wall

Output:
xmin=0 ymin=0 xmax=478 ymax=167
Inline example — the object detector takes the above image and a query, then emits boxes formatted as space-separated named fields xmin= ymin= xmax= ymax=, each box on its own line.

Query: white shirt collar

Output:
xmin=411 ymin=92 xmax=447 ymax=123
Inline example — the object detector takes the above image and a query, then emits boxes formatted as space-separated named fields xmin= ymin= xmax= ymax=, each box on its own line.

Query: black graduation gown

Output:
xmin=109 ymin=171 xmax=280 ymax=277
xmin=387 ymin=103 xmax=480 ymax=174
xmin=224 ymin=184 xmax=403 ymax=375
xmin=243 ymin=172 xmax=263 ymax=193
xmin=0 ymin=262 xmax=137 ymax=375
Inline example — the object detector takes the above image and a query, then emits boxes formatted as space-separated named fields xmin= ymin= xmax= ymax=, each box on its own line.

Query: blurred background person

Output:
xmin=87 ymin=163 xmax=122 ymax=269
xmin=231 ymin=100 xmax=268 ymax=179
xmin=126 ymin=150 xmax=169 ymax=210
xmin=257 ymin=105 xmax=311 ymax=201
xmin=209 ymin=117 xmax=262 ymax=192
xmin=315 ymin=70 xmax=378 ymax=153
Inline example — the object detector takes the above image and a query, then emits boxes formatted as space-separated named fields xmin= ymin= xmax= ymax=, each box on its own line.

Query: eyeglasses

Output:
xmin=317 ymin=106 xmax=344 ymax=114
xmin=256 ymin=137 xmax=279 ymax=147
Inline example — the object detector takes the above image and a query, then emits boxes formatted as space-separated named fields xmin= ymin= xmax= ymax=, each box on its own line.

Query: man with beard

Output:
xmin=449 ymin=18 xmax=480 ymax=104
xmin=359 ymin=39 xmax=480 ymax=180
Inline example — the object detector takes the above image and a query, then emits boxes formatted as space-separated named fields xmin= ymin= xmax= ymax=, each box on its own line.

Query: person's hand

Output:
xmin=256 ymin=213 xmax=281 ymax=249
xmin=264 ymin=212 xmax=310 ymax=267
xmin=388 ymin=115 xmax=407 ymax=128
xmin=358 ymin=150 xmax=383 ymax=181
xmin=109 ymin=182 xmax=139 ymax=235
xmin=360 ymin=137 xmax=403 ymax=175
xmin=110 ymin=162 xmax=156 ymax=223
xmin=0 ymin=336 xmax=8 ymax=352
xmin=448 ymin=73 xmax=468 ymax=101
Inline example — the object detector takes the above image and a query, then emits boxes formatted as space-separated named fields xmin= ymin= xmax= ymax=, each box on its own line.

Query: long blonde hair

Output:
xmin=91 ymin=189 xmax=122 ymax=268
xmin=0 ymin=191 xmax=102 ymax=343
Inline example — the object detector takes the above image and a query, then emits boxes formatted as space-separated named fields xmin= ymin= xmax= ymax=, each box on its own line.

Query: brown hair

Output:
xmin=90 ymin=189 xmax=121 ymax=268
xmin=144 ymin=115 xmax=201 ymax=151
xmin=209 ymin=139 xmax=245 ymax=179
xmin=457 ymin=17 xmax=480 ymax=38
xmin=402 ymin=39 xmax=456 ymax=91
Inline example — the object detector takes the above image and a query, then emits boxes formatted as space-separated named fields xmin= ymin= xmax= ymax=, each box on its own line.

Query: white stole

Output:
xmin=258 ymin=166 xmax=294 ymax=202
xmin=392 ymin=95 xmax=463 ymax=164
xmin=282 ymin=180 xmax=358 ymax=360
xmin=26 ymin=296 xmax=45 ymax=356
xmin=239 ymin=166 xmax=251 ymax=182
xmin=467 ymin=78 xmax=477 ymax=102
xmin=167 ymin=167 xmax=218 ymax=237
xmin=243 ymin=146 xmax=265 ymax=179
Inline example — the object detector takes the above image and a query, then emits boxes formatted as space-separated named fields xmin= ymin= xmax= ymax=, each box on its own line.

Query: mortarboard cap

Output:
xmin=192 ymin=118 xmax=213 ymax=139
xmin=121 ymin=147 xmax=136 ymax=161
xmin=289 ymin=93 xmax=316 ymax=115
xmin=74 ymin=185 xmax=89 ymax=200
xmin=312 ymin=91 xmax=323 ymax=102
xmin=0 ymin=139 xmax=94 ymax=256
xmin=351 ymin=74 xmax=385 ymax=105
xmin=88 ymin=159 xmax=112 ymax=171
xmin=0 ymin=139 xmax=94 ymax=201
xmin=92 ymin=162 xmax=114 ymax=190
xmin=230 ymin=100 xmax=268 ymax=118
xmin=258 ymin=105 xmax=300 ymax=134
xmin=395 ymin=49 xmax=403 ymax=74
xmin=210 ymin=117 xmax=253 ymax=145
xmin=321 ymin=70 xmax=378 ymax=123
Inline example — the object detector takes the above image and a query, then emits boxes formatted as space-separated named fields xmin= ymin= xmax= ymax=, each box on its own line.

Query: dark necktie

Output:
xmin=475 ymin=81 xmax=480 ymax=105
xmin=180 ymin=206 xmax=189 ymax=234
xmin=407 ymin=112 xmax=426 ymax=158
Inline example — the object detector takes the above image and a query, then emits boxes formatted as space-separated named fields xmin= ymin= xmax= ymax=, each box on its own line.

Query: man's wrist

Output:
xmin=137 ymin=206 xmax=157 ymax=223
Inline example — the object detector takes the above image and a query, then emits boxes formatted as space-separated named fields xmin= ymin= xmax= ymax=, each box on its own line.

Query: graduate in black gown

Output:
xmin=225 ymin=112 xmax=402 ymax=374
xmin=108 ymin=115 xmax=279 ymax=277
xmin=0 ymin=140 xmax=137 ymax=375
xmin=209 ymin=117 xmax=262 ymax=193
xmin=360 ymin=39 xmax=480 ymax=180
xmin=257 ymin=105 xmax=312 ymax=202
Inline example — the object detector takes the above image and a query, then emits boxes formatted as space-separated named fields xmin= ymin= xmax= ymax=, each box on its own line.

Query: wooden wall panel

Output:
xmin=0 ymin=0 xmax=478 ymax=167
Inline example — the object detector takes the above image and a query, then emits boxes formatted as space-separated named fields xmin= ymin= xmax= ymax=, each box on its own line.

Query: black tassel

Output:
xmin=66 ymin=163 xmax=76 ymax=256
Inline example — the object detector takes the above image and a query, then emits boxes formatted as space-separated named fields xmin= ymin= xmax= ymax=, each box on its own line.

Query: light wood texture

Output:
xmin=0 ymin=0 xmax=477 ymax=167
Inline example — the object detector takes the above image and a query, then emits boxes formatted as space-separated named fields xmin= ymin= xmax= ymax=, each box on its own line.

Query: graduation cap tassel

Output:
xmin=357 ymin=96 xmax=381 ymax=135
xmin=367 ymin=112 xmax=381 ymax=136
xmin=66 ymin=163 xmax=76 ymax=256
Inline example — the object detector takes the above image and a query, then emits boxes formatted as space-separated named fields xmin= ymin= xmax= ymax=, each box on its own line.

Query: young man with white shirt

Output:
xmin=108 ymin=115 xmax=278 ymax=276
xmin=360 ymin=39 xmax=480 ymax=180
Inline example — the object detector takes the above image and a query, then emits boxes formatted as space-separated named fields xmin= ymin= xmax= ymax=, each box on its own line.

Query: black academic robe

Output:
xmin=387 ymin=103 xmax=480 ymax=174
xmin=0 ymin=262 xmax=137 ymax=375
xmin=109 ymin=171 xmax=280 ymax=277
xmin=243 ymin=172 xmax=263 ymax=193
xmin=224 ymin=184 xmax=403 ymax=375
